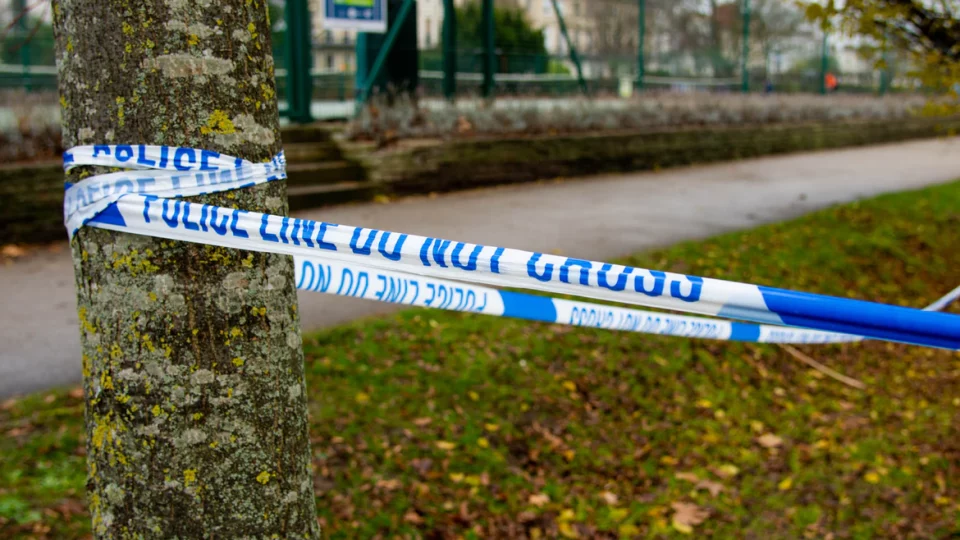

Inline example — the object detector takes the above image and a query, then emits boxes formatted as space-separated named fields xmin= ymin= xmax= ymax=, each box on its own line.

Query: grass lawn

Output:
xmin=2 ymin=181 xmax=960 ymax=539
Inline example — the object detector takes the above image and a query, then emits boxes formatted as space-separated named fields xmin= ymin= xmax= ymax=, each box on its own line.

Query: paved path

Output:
xmin=2 ymin=138 xmax=959 ymax=397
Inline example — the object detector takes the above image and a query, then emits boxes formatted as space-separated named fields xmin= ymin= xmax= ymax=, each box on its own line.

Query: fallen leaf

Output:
xmin=376 ymin=478 xmax=401 ymax=491
xmin=517 ymin=511 xmax=537 ymax=522
xmin=714 ymin=464 xmax=740 ymax=478
xmin=412 ymin=417 xmax=432 ymax=426
xmin=778 ymin=477 xmax=793 ymax=491
xmin=44 ymin=394 xmax=56 ymax=404
xmin=558 ymin=521 xmax=579 ymax=538
xmin=695 ymin=479 xmax=725 ymax=497
xmin=1 ymin=398 xmax=17 ymax=411
xmin=528 ymin=493 xmax=550 ymax=507
xmin=757 ymin=433 xmax=783 ymax=448
xmin=477 ymin=437 xmax=490 ymax=448
xmin=1 ymin=245 xmax=26 ymax=258
xmin=403 ymin=511 xmax=423 ymax=524
xmin=354 ymin=392 xmax=370 ymax=404
xmin=68 ymin=387 xmax=84 ymax=400
xmin=484 ymin=423 xmax=499 ymax=432
xmin=675 ymin=472 xmax=700 ymax=483
xmin=671 ymin=502 xmax=709 ymax=534
xmin=449 ymin=473 xmax=464 ymax=483
xmin=660 ymin=456 xmax=679 ymax=466
xmin=435 ymin=441 xmax=456 ymax=451
xmin=619 ymin=524 xmax=640 ymax=536
xmin=864 ymin=471 xmax=880 ymax=484
xmin=599 ymin=491 xmax=619 ymax=505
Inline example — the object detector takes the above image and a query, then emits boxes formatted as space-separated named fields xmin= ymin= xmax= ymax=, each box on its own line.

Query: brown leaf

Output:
xmin=68 ymin=387 xmax=84 ymax=400
xmin=1 ymin=245 xmax=26 ymax=258
xmin=671 ymin=502 xmax=709 ymax=533
xmin=599 ymin=491 xmax=619 ymax=505
xmin=403 ymin=511 xmax=423 ymax=524
xmin=675 ymin=472 xmax=700 ymax=483
xmin=517 ymin=511 xmax=537 ymax=523
xmin=376 ymin=479 xmax=402 ymax=491
xmin=695 ymin=479 xmax=725 ymax=497
xmin=413 ymin=417 xmax=432 ymax=426
xmin=757 ymin=433 xmax=783 ymax=448
xmin=1 ymin=398 xmax=17 ymax=411
xmin=528 ymin=493 xmax=550 ymax=507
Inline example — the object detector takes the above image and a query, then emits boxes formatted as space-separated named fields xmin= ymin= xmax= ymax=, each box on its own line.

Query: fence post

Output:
xmin=442 ymin=0 xmax=457 ymax=101
xmin=741 ymin=0 xmax=750 ymax=93
xmin=820 ymin=30 xmax=829 ymax=95
xmin=52 ymin=0 xmax=318 ymax=535
xmin=550 ymin=0 xmax=588 ymax=95
xmin=637 ymin=0 xmax=646 ymax=91
xmin=285 ymin=0 xmax=314 ymax=123
xmin=13 ymin=0 xmax=32 ymax=91
xmin=481 ymin=0 xmax=495 ymax=99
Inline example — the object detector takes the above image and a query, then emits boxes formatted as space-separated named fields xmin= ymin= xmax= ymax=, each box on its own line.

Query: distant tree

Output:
xmin=451 ymin=1 xmax=546 ymax=59
xmin=802 ymin=0 xmax=960 ymax=104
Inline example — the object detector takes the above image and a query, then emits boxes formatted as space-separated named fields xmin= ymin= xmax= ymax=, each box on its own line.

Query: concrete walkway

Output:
xmin=2 ymin=138 xmax=958 ymax=397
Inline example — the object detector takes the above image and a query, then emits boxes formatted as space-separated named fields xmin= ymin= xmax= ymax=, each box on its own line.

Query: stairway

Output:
xmin=281 ymin=124 xmax=377 ymax=211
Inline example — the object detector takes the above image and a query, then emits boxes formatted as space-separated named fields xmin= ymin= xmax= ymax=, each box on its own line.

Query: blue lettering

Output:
xmin=377 ymin=232 xmax=407 ymax=261
xmin=158 ymin=146 xmax=169 ymax=168
xmin=279 ymin=218 xmax=290 ymax=244
xmin=451 ymin=243 xmax=483 ymax=271
xmin=143 ymin=195 xmax=159 ymax=223
xmin=671 ymin=276 xmax=703 ymax=303
xmin=199 ymin=205 xmax=209 ymax=232
xmin=136 ymin=145 xmax=156 ymax=167
xmin=182 ymin=203 xmax=200 ymax=231
xmin=420 ymin=238 xmax=433 ymax=266
xmin=300 ymin=221 xmax=316 ymax=248
xmin=174 ymin=148 xmax=196 ymax=171
xmin=209 ymin=206 xmax=229 ymax=236
xmin=598 ymin=264 xmax=633 ymax=292
xmin=350 ymin=228 xmax=378 ymax=255
xmin=527 ymin=253 xmax=554 ymax=282
xmin=135 ymin=177 xmax=156 ymax=194
xmin=260 ymin=215 xmax=279 ymax=242
xmin=230 ymin=209 xmax=249 ymax=238
xmin=315 ymin=222 xmax=338 ymax=251
xmin=432 ymin=239 xmax=452 ymax=267
xmin=635 ymin=270 xmax=666 ymax=297
xmin=92 ymin=145 xmax=111 ymax=158
xmin=559 ymin=258 xmax=592 ymax=285
xmin=115 ymin=179 xmax=135 ymax=194
xmin=161 ymin=199 xmax=181 ymax=228
xmin=289 ymin=219 xmax=302 ymax=246
xmin=490 ymin=247 xmax=505 ymax=274
xmin=200 ymin=149 xmax=221 ymax=171
xmin=115 ymin=145 xmax=134 ymax=162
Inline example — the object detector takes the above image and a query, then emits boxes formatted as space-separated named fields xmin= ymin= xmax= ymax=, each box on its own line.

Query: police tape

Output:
xmin=63 ymin=145 xmax=286 ymax=236
xmin=295 ymin=255 xmax=870 ymax=344
xmin=64 ymin=145 xmax=960 ymax=350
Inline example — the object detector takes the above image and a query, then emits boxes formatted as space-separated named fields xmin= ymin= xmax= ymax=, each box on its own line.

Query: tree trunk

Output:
xmin=52 ymin=0 xmax=318 ymax=537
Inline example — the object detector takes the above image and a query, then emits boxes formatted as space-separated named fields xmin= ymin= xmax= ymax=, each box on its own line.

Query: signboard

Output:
xmin=324 ymin=0 xmax=387 ymax=33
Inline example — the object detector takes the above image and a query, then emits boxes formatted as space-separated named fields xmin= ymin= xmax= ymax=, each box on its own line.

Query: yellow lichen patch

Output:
xmin=151 ymin=405 xmax=162 ymax=417
xmin=256 ymin=471 xmax=271 ymax=484
xmin=125 ymin=43 xmax=132 ymax=53
xmin=183 ymin=469 xmax=197 ymax=487
xmin=232 ymin=357 xmax=245 ymax=367
xmin=59 ymin=96 xmax=68 ymax=110
xmin=122 ymin=22 xmax=134 ymax=35
xmin=187 ymin=34 xmax=200 ymax=47
xmin=260 ymin=83 xmax=275 ymax=101
xmin=230 ymin=327 xmax=243 ymax=338
xmin=66 ymin=38 xmax=73 ymax=52
xmin=193 ymin=412 xmax=203 ymax=420
xmin=201 ymin=109 xmax=236 ymax=136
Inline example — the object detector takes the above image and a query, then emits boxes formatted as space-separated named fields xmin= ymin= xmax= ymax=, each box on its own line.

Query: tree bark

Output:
xmin=52 ymin=0 xmax=318 ymax=537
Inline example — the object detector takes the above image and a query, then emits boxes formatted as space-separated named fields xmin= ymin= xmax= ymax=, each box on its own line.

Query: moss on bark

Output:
xmin=52 ymin=0 xmax=319 ymax=536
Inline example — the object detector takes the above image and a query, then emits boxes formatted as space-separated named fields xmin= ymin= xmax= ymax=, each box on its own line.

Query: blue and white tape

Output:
xmin=63 ymin=145 xmax=285 ymax=236
xmin=64 ymin=145 xmax=960 ymax=350
xmin=295 ymin=255 xmax=867 ymax=344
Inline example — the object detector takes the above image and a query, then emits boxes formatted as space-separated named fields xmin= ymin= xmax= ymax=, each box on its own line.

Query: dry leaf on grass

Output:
xmin=528 ymin=493 xmax=550 ymax=507
xmin=757 ymin=433 xmax=783 ymax=448
xmin=695 ymin=479 xmax=725 ymax=497
xmin=675 ymin=472 xmax=700 ymax=483
xmin=671 ymin=502 xmax=709 ymax=534
xmin=599 ymin=491 xmax=619 ymax=505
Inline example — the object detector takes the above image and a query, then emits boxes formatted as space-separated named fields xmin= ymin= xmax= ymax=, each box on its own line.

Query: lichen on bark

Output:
xmin=52 ymin=0 xmax=319 ymax=536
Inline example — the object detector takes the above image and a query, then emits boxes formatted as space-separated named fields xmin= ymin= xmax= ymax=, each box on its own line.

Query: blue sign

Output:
xmin=324 ymin=0 xmax=387 ymax=33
